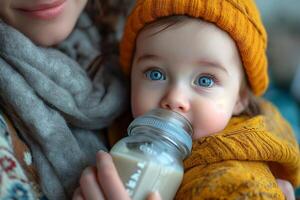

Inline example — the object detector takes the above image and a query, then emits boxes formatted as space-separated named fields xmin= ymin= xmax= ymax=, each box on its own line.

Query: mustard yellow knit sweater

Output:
xmin=175 ymin=100 xmax=300 ymax=199
xmin=108 ymin=99 xmax=300 ymax=199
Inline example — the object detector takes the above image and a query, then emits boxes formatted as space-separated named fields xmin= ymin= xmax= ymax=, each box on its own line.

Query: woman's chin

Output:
xmin=31 ymin=34 xmax=67 ymax=47
xmin=27 ymin=25 xmax=73 ymax=46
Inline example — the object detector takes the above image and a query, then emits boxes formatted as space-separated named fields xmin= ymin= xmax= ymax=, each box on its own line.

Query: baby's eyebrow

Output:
xmin=136 ymin=54 xmax=162 ymax=63
xmin=196 ymin=60 xmax=228 ymax=75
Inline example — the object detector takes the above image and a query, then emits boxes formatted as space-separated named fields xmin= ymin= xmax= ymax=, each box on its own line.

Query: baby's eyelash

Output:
xmin=142 ymin=67 xmax=166 ymax=80
xmin=200 ymin=73 xmax=220 ymax=84
xmin=142 ymin=67 xmax=164 ymax=75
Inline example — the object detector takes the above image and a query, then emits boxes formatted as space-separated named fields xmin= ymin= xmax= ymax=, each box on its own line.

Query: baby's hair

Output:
xmin=242 ymin=94 xmax=261 ymax=116
xmin=142 ymin=15 xmax=191 ymax=37
xmin=238 ymin=84 xmax=262 ymax=117
xmin=136 ymin=15 xmax=262 ymax=117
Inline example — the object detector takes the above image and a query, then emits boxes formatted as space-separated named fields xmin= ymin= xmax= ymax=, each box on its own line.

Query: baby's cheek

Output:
xmin=206 ymin=111 xmax=230 ymax=133
xmin=131 ymin=94 xmax=158 ymax=118
xmin=192 ymin=102 xmax=232 ymax=139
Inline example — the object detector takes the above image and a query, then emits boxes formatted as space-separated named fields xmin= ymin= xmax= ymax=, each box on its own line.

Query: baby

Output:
xmin=120 ymin=0 xmax=300 ymax=199
xmin=74 ymin=0 xmax=300 ymax=199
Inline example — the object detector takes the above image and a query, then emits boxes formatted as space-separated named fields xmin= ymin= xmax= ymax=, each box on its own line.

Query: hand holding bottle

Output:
xmin=110 ymin=109 xmax=193 ymax=200
xmin=72 ymin=151 xmax=161 ymax=200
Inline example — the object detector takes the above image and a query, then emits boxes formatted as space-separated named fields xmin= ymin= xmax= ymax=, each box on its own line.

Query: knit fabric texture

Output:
xmin=120 ymin=0 xmax=268 ymax=96
xmin=108 ymin=99 xmax=300 ymax=199
xmin=175 ymin=99 xmax=300 ymax=199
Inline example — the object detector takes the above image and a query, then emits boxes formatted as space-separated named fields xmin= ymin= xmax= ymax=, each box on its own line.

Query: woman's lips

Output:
xmin=16 ymin=0 xmax=66 ymax=20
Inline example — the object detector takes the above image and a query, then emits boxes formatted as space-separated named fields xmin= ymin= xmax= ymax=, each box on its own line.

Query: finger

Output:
xmin=146 ymin=192 xmax=162 ymax=200
xmin=276 ymin=179 xmax=295 ymax=200
xmin=72 ymin=188 xmax=84 ymax=200
xmin=96 ymin=151 xmax=131 ymax=200
xmin=80 ymin=166 xmax=105 ymax=200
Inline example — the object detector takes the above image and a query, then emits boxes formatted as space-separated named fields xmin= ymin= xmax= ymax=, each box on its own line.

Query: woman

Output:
xmin=0 ymin=0 xmax=127 ymax=199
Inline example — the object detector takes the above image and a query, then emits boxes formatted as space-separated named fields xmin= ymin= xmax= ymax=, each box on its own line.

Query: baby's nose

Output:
xmin=160 ymin=88 xmax=190 ymax=113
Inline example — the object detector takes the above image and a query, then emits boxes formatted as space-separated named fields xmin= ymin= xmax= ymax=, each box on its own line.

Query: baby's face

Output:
xmin=131 ymin=18 xmax=247 ymax=139
xmin=0 ymin=0 xmax=87 ymax=46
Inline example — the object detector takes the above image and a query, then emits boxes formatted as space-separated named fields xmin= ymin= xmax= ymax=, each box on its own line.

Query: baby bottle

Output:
xmin=110 ymin=108 xmax=193 ymax=200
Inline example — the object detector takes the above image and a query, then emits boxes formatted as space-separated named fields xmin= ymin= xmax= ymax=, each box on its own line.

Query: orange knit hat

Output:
xmin=120 ymin=0 xmax=269 ymax=96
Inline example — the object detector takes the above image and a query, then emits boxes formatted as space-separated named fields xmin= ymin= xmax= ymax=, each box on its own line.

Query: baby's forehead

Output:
xmin=136 ymin=18 xmax=240 ymax=58
xmin=133 ymin=17 xmax=244 ymax=77
xmin=139 ymin=16 xmax=203 ymax=38
xmin=137 ymin=17 xmax=235 ymax=48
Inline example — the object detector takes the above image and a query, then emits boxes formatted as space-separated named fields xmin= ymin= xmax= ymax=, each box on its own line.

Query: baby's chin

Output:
xmin=191 ymin=131 xmax=213 ymax=140
xmin=192 ymin=124 xmax=228 ymax=140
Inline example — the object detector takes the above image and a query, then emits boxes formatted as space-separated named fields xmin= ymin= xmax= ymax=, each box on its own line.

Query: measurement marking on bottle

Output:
xmin=125 ymin=161 xmax=147 ymax=197
xmin=140 ymin=143 xmax=158 ymax=155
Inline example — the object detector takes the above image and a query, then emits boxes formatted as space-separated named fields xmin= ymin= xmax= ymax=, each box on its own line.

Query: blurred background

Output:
xmin=97 ymin=0 xmax=300 ymax=195
xmin=256 ymin=0 xmax=300 ymax=140
xmin=257 ymin=0 xmax=300 ymax=195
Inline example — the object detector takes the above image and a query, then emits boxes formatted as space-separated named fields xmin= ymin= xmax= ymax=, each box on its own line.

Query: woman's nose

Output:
xmin=160 ymin=86 xmax=190 ymax=113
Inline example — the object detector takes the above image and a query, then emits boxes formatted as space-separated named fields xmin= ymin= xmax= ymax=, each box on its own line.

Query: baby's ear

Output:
xmin=233 ymin=86 xmax=249 ymax=115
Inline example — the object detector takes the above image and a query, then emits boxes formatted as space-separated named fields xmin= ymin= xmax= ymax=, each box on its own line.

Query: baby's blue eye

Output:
xmin=145 ymin=69 xmax=165 ymax=81
xmin=196 ymin=76 xmax=214 ymax=87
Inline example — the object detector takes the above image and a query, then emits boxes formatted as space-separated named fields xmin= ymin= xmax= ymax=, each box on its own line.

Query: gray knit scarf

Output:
xmin=0 ymin=14 xmax=127 ymax=200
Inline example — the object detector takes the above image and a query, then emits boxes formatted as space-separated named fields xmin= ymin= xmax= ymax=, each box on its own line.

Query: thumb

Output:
xmin=146 ymin=192 xmax=162 ymax=200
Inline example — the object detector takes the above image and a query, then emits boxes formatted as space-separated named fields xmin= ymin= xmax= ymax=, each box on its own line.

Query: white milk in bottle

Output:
xmin=110 ymin=108 xmax=193 ymax=200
